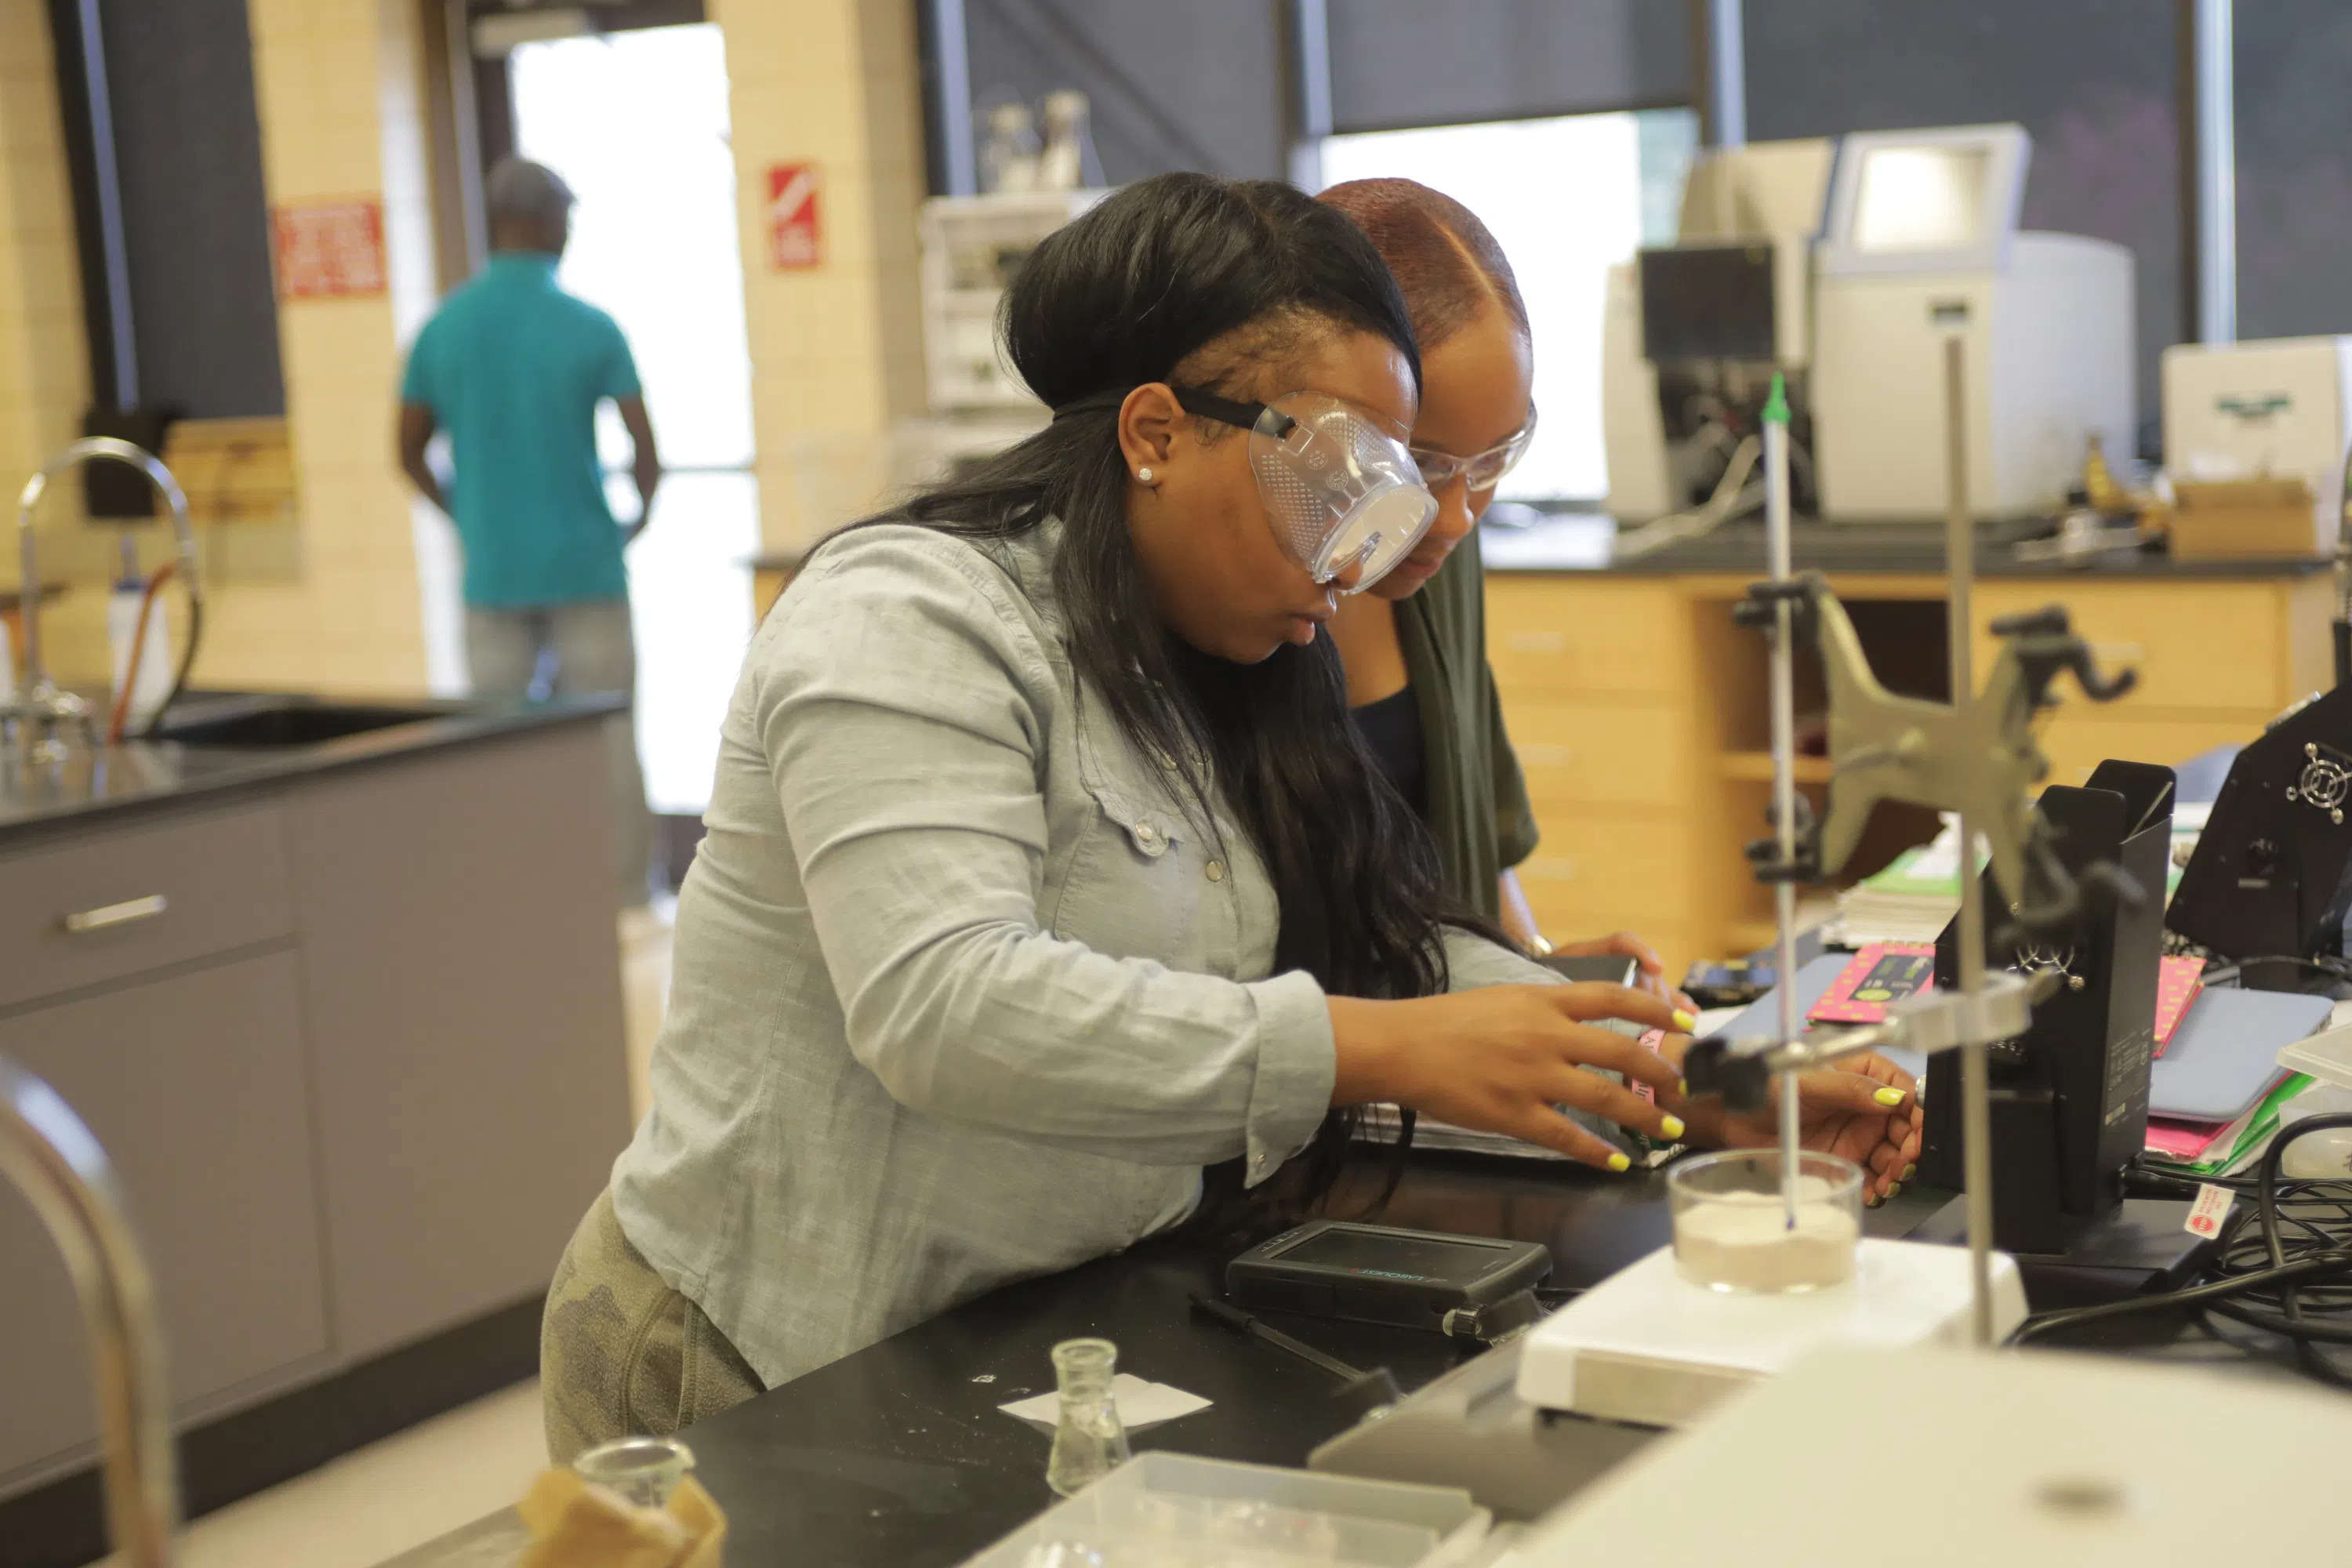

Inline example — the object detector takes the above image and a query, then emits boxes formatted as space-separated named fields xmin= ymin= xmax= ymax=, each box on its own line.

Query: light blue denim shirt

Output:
xmin=609 ymin=520 xmax=1607 ymax=1388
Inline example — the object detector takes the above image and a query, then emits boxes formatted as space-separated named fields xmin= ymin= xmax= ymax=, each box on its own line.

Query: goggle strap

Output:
xmin=1047 ymin=385 xmax=1298 ymax=441
xmin=1170 ymin=386 xmax=1295 ymax=439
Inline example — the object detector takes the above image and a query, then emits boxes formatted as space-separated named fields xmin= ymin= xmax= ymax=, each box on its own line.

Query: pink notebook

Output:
xmin=1808 ymin=944 xmax=1937 ymax=1025
xmin=2154 ymin=956 xmax=2204 ymax=1058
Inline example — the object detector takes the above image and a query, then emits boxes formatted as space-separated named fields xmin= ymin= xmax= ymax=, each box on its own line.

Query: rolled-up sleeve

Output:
xmin=759 ymin=532 xmax=1334 ymax=1176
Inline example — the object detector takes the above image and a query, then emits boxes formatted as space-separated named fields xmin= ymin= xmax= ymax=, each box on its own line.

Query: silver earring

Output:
xmin=1137 ymin=466 xmax=1156 ymax=485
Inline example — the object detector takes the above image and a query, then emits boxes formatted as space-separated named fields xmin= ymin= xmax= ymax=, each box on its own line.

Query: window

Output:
xmin=1319 ymin=108 xmax=1695 ymax=502
xmin=2234 ymin=0 xmax=2352 ymax=342
xmin=1745 ymin=0 xmax=2180 ymax=443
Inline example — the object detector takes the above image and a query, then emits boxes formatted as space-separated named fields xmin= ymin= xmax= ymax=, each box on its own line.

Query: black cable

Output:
xmin=2011 ymin=1116 xmax=2352 ymax=1385
xmin=2198 ymin=954 xmax=2352 ymax=988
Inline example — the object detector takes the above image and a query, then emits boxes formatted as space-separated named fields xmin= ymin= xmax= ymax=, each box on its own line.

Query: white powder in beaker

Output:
xmin=1675 ymin=1181 xmax=1860 ymax=1293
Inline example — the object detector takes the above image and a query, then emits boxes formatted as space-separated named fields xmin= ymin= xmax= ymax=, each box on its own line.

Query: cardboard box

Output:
xmin=2169 ymin=477 xmax=2332 ymax=559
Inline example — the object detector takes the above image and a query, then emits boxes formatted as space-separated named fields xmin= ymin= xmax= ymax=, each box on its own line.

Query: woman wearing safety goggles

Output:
xmin=1320 ymin=180 xmax=1920 ymax=1196
xmin=539 ymin=172 xmax=1922 ymax=1460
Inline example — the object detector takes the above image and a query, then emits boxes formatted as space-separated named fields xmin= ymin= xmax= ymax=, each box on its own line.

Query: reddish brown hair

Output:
xmin=1318 ymin=178 xmax=1530 ymax=351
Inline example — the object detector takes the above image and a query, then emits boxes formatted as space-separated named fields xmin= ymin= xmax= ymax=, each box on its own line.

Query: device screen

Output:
xmin=1278 ymin=1229 xmax=1504 ymax=1282
xmin=1853 ymin=146 xmax=1989 ymax=253
xmin=1639 ymin=244 xmax=1776 ymax=362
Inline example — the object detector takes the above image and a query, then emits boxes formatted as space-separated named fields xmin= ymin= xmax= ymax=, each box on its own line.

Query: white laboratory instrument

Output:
xmin=1813 ymin=124 xmax=2133 ymax=521
xmin=1601 ymin=136 xmax=1831 ymax=523
xmin=1605 ymin=123 xmax=2137 ymax=526
xmin=1514 ymin=1240 xmax=2024 ymax=1427
xmin=1508 ymin=1343 xmax=2352 ymax=1563
xmin=2162 ymin=333 xmax=2352 ymax=554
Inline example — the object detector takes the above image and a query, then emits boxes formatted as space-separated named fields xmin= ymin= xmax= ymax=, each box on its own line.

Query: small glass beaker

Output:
xmin=573 ymin=1434 xmax=696 ymax=1508
xmin=1668 ymin=1148 xmax=1864 ymax=1293
xmin=1044 ymin=1337 xmax=1131 ymax=1497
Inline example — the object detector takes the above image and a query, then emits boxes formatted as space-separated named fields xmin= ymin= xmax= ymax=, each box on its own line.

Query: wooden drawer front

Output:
xmin=0 ymin=800 xmax=292 ymax=1011
xmin=1973 ymin=583 xmax=2296 ymax=713
xmin=1516 ymin=816 xmax=1691 ymax=926
xmin=2033 ymin=712 xmax=2268 ymax=789
xmin=1508 ymin=702 xmax=1687 ymax=811
xmin=1487 ymin=578 xmax=1683 ymax=699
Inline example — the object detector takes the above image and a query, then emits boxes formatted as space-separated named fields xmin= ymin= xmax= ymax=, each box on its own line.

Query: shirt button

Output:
xmin=1205 ymin=860 xmax=1225 ymax=882
xmin=1135 ymin=822 xmax=1159 ymax=846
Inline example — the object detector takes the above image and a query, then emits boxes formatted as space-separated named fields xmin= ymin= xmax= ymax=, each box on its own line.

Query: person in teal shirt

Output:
xmin=399 ymin=158 xmax=662 ymax=906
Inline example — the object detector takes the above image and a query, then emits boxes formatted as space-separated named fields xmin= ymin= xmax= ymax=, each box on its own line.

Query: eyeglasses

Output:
xmin=1410 ymin=405 xmax=1539 ymax=495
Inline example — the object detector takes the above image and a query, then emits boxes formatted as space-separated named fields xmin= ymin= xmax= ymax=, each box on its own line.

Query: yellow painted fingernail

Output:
xmin=1660 ymin=1114 xmax=1686 ymax=1140
xmin=1607 ymin=1152 xmax=1632 ymax=1172
xmin=1677 ymin=1078 xmax=1689 ymax=1097
xmin=1672 ymin=1009 xmax=1699 ymax=1032
xmin=1904 ymin=1163 xmax=1917 ymax=1181
xmin=1875 ymin=1087 xmax=1907 ymax=1107
xmin=1885 ymin=1181 xmax=1904 ymax=1198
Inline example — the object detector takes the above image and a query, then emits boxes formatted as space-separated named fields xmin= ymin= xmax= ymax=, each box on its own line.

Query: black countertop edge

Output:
xmin=0 ymin=693 xmax=624 ymax=841
xmin=370 ymin=1147 xmax=2340 ymax=1568
xmin=1478 ymin=515 xmax=2337 ymax=580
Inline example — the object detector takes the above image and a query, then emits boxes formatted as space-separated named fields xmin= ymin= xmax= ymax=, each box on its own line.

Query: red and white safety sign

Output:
xmin=767 ymin=162 xmax=822 ymax=270
xmin=273 ymin=198 xmax=387 ymax=299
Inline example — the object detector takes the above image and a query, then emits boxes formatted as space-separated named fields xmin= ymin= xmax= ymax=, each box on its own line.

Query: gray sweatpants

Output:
xmin=466 ymin=598 xmax=653 ymax=908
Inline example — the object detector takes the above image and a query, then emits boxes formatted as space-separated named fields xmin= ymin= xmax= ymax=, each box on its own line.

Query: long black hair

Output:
xmin=872 ymin=173 xmax=1472 ymax=1229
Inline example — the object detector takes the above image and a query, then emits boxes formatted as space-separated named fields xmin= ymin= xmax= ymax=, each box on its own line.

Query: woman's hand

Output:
xmin=1660 ymin=1041 xmax=1922 ymax=1204
xmin=1548 ymin=930 xmax=1698 ymax=1013
xmin=1330 ymin=985 xmax=1693 ymax=1172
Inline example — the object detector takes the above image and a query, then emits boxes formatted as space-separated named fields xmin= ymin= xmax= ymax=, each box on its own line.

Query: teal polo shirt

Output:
xmin=400 ymin=252 xmax=641 ymax=608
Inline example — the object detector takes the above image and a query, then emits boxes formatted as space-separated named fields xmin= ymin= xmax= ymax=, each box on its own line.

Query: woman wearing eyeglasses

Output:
xmin=1318 ymin=179 xmax=1664 ymax=987
xmin=1322 ymin=177 xmax=1922 ymax=1178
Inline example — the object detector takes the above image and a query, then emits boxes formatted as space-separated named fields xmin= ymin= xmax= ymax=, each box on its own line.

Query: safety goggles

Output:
xmin=1410 ymin=405 xmax=1539 ymax=495
xmin=1173 ymin=387 xmax=1438 ymax=593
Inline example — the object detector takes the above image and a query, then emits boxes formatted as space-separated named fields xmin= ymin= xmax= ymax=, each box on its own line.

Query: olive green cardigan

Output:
xmin=1394 ymin=531 xmax=1540 ymax=922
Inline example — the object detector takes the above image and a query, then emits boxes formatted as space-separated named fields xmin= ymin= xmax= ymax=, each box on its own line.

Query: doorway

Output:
xmin=504 ymin=22 xmax=756 ymax=831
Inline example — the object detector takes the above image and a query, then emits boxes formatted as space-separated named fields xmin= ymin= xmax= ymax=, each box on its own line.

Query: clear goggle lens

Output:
xmin=1232 ymin=392 xmax=1437 ymax=593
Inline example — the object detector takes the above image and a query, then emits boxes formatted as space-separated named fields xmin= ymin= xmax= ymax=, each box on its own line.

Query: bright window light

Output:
xmin=1320 ymin=112 xmax=1661 ymax=502
xmin=510 ymin=24 xmax=757 ymax=815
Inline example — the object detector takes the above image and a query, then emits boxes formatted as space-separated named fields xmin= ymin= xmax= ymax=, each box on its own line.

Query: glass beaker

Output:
xmin=1668 ymin=1148 xmax=1863 ymax=1293
xmin=1044 ymin=1337 xmax=1131 ymax=1497
xmin=573 ymin=1434 xmax=696 ymax=1508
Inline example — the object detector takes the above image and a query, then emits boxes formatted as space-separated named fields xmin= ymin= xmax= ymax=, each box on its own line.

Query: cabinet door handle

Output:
xmin=1520 ymin=745 xmax=1577 ymax=767
xmin=1525 ymin=858 xmax=1580 ymax=882
xmin=1505 ymin=630 xmax=1570 ymax=655
xmin=61 ymin=895 xmax=168 ymax=934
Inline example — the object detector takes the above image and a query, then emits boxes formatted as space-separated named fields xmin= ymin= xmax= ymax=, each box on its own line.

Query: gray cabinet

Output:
xmin=0 ymin=952 xmax=328 ymax=1478
xmin=0 ymin=716 xmax=633 ymax=1500
xmin=290 ymin=723 xmax=632 ymax=1358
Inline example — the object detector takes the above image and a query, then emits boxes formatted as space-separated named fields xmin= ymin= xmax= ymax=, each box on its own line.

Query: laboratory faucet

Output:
xmin=5 ymin=437 xmax=198 ymax=763
xmin=0 ymin=1052 xmax=178 ymax=1566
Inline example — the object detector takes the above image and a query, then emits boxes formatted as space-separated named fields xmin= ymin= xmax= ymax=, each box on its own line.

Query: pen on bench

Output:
xmin=1187 ymin=1293 xmax=1365 ymax=1381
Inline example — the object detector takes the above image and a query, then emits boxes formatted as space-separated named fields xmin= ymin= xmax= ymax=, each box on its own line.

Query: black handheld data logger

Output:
xmin=1225 ymin=1221 xmax=1552 ymax=1331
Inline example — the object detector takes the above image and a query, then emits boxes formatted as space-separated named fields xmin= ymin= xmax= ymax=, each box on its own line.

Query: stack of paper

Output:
xmin=2144 ymin=1073 xmax=2312 ymax=1177
xmin=1831 ymin=826 xmax=1967 ymax=946
xmin=1834 ymin=808 xmax=2194 ymax=949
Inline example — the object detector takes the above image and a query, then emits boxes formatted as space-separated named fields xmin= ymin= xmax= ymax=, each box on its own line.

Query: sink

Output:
xmin=153 ymin=697 xmax=453 ymax=749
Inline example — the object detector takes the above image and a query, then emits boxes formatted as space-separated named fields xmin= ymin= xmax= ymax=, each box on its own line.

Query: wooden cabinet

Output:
xmin=0 ymin=953 xmax=327 ymax=1478
xmin=1488 ymin=568 xmax=2336 ymax=973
